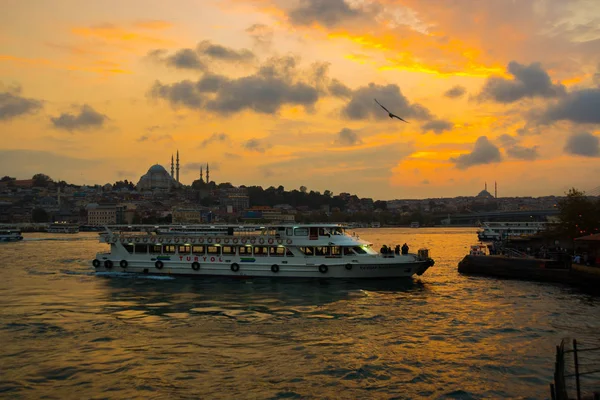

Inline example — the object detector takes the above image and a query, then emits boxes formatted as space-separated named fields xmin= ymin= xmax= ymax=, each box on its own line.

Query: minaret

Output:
xmin=485 ymin=182 xmax=487 ymax=191
xmin=495 ymin=181 xmax=497 ymax=198
xmin=176 ymin=150 xmax=180 ymax=183
xmin=170 ymin=154 xmax=174 ymax=178
xmin=206 ymin=163 xmax=210 ymax=184
xmin=200 ymin=166 xmax=203 ymax=182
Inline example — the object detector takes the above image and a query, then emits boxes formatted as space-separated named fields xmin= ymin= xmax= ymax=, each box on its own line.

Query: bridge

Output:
xmin=441 ymin=209 xmax=560 ymax=225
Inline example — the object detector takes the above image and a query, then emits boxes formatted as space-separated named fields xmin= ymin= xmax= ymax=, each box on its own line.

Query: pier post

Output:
xmin=574 ymin=339 xmax=581 ymax=400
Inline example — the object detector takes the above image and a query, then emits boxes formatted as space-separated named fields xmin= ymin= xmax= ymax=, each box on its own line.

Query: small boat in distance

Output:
xmin=0 ymin=229 xmax=23 ymax=242
xmin=91 ymin=223 xmax=435 ymax=279
xmin=47 ymin=223 xmax=79 ymax=234
xmin=410 ymin=222 xmax=420 ymax=228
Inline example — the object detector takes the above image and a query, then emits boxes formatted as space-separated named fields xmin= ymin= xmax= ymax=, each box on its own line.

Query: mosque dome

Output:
xmin=137 ymin=164 xmax=177 ymax=191
xmin=476 ymin=189 xmax=494 ymax=199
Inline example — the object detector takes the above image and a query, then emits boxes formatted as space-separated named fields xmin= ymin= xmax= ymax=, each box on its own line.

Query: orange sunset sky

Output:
xmin=1 ymin=0 xmax=599 ymax=200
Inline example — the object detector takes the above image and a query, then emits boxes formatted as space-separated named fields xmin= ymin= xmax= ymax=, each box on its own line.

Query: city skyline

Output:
xmin=1 ymin=0 xmax=600 ymax=199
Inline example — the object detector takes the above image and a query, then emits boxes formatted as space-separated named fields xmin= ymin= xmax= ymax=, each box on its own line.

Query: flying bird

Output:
xmin=374 ymin=99 xmax=409 ymax=123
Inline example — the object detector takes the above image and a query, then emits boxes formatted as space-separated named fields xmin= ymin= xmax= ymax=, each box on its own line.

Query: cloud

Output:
xmin=506 ymin=145 xmax=539 ymax=160
xmin=224 ymin=152 xmax=242 ymax=159
xmin=197 ymin=40 xmax=255 ymax=62
xmin=329 ymin=78 xmax=352 ymax=98
xmin=243 ymin=138 xmax=270 ymax=152
xmin=342 ymin=83 xmax=432 ymax=121
xmin=148 ymin=48 xmax=205 ymax=71
xmin=422 ymin=119 xmax=453 ymax=134
xmin=541 ymin=88 xmax=600 ymax=124
xmin=451 ymin=136 xmax=502 ymax=169
xmin=497 ymin=134 xmax=517 ymax=147
xmin=444 ymin=85 xmax=466 ymax=99
xmin=150 ymin=56 xmax=321 ymax=115
xmin=246 ymin=24 xmax=274 ymax=49
xmin=136 ymin=134 xmax=173 ymax=142
xmin=564 ymin=132 xmax=600 ymax=157
xmin=288 ymin=0 xmax=372 ymax=28
xmin=199 ymin=132 xmax=229 ymax=147
xmin=334 ymin=127 xmax=362 ymax=146
xmin=0 ymin=149 xmax=101 ymax=179
xmin=50 ymin=104 xmax=108 ymax=131
xmin=478 ymin=61 xmax=566 ymax=103
xmin=0 ymin=85 xmax=43 ymax=121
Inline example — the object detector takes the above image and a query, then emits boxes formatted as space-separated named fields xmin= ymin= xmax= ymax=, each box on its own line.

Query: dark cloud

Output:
xmin=444 ymin=85 xmax=466 ymax=99
xmin=450 ymin=136 xmax=502 ymax=169
xmin=243 ymin=138 xmax=269 ymax=153
xmin=224 ymin=152 xmax=242 ymax=159
xmin=167 ymin=48 xmax=205 ymax=70
xmin=506 ymin=145 xmax=539 ymax=160
xmin=541 ymin=89 xmax=600 ymax=124
xmin=564 ymin=132 xmax=600 ymax=157
xmin=478 ymin=61 xmax=566 ymax=103
xmin=199 ymin=132 xmax=228 ymax=147
xmin=422 ymin=119 xmax=453 ymax=134
xmin=51 ymin=104 xmax=107 ymax=131
xmin=342 ymin=83 xmax=432 ymax=121
xmin=334 ymin=128 xmax=362 ymax=146
xmin=149 ymin=80 xmax=204 ymax=108
xmin=147 ymin=48 xmax=205 ymax=71
xmin=0 ymin=86 xmax=43 ymax=121
xmin=329 ymin=79 xmax=352 ymax=98
xmin=150 ymin=56 xmax=321 ymax=115
xmin=197 ymin=40 xmax=255 ymax=62
xmin=288 ymin=0 xmax=368 ymax=27
xmin=497 ymin=134 xmax=517 ymax=147
xmin=246 ymin=24 xmax=274 ymax=49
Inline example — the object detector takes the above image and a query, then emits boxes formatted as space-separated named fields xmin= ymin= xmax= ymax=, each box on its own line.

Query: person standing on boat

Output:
xmin=401 ymin=243 xmax=409 ymax=255
xmin=395 ymin=244 xmax=400 ymax=255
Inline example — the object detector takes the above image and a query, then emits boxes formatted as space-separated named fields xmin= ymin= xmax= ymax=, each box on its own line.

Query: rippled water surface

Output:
xmin=1 ymin=228 xmax=599 ymax=399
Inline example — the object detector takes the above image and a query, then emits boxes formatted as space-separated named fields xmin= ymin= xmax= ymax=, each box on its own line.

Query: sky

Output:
xmin=1 ymin=0 xmax=600 ymax=200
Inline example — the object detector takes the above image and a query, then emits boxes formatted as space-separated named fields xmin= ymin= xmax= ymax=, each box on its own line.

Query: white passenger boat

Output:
xmin=92 ymin=224 xmax=435 ymax=278
xmin=47 ymin=223 xmax=79 ymax=234
xmin=477 ymin=221 xmax=548 ymax=242
xmin=0 ymin=229 xmax=23 ymax=242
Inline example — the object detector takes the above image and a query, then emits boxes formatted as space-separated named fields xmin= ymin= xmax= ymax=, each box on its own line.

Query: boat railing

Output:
xmin=502 ymin=247 xmax=531 ymax=258
xmin=551 ymin=338 xmax=600 ymax=400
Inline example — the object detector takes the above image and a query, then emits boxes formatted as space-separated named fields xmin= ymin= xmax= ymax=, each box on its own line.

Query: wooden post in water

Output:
xmin=574 ymin=339 xmax=581 ymax=400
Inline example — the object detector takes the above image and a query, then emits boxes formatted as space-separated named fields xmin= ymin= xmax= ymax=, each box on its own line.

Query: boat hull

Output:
xmin=91 ymin=258 xmax=434 ymax=279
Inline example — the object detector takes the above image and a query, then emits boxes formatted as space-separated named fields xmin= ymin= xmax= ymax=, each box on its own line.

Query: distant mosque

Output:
xmin=136 ymin=151 xmax=212 ymax=190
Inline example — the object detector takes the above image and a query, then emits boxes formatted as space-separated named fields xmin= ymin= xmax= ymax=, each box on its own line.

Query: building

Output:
xmin=219 ymin=187 xmax=249 ymax=213
xmin=136 ymin=164 xmax=179 ymax=191
xmin=87 ymin=204 xmax=117 ymax=225
xmin=172 ymin=207 xmax=212 ymax=223
xmin=242 ymin=206 xmax=295 ymax=222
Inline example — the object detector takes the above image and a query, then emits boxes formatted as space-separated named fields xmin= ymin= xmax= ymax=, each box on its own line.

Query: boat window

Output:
xmin=222 ymin=245 xmax=235 ymax=255
xmin=178 ymin=245 xmax=190 ymax=254
xmin=253 ymin=246 xmax=268 ymax=256
xmin=314 ymin=246 xmax=330 ymax=256
xmin=269 ymin=246 xmax=284 ymax=257
xmin=299 ymin=247 xmax=313 ymax=255
xmin=285 ymin=248 xmax=294 ymax=257
xmin=331 ymin=246 xmax=341 ymax=256
xmin=343 ymin=247 xmax=354 ymax=255
xmin=150 ymin=245 xmax=162 ymax=254
xmin=286 ymin=228 xmax=293 ymax=236
xmin=309 ymin=227 xmax=318 ymax=240
xmin=192 ymin=245 xmax=205 ymax=254
xmin=163 ymin=245 xmax=176 ymax=254
xmin=239 ymin=246 xmax=251 ymax=255
xmin=352 ymin=246 xmax=367 ymax=254
xmin=207 ymin=246 xmax=220 ymax=255
xmin=134 ymin=244 xmax=147 ymax=254
xmin=123 ymin=244 xmax=134 ymax=254
xmin=294 ymin=228 xmax=308 ymax=236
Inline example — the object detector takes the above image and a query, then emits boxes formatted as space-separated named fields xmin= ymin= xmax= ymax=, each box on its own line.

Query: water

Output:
xmin=1 ymin=228 xmax=599 ymax=399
